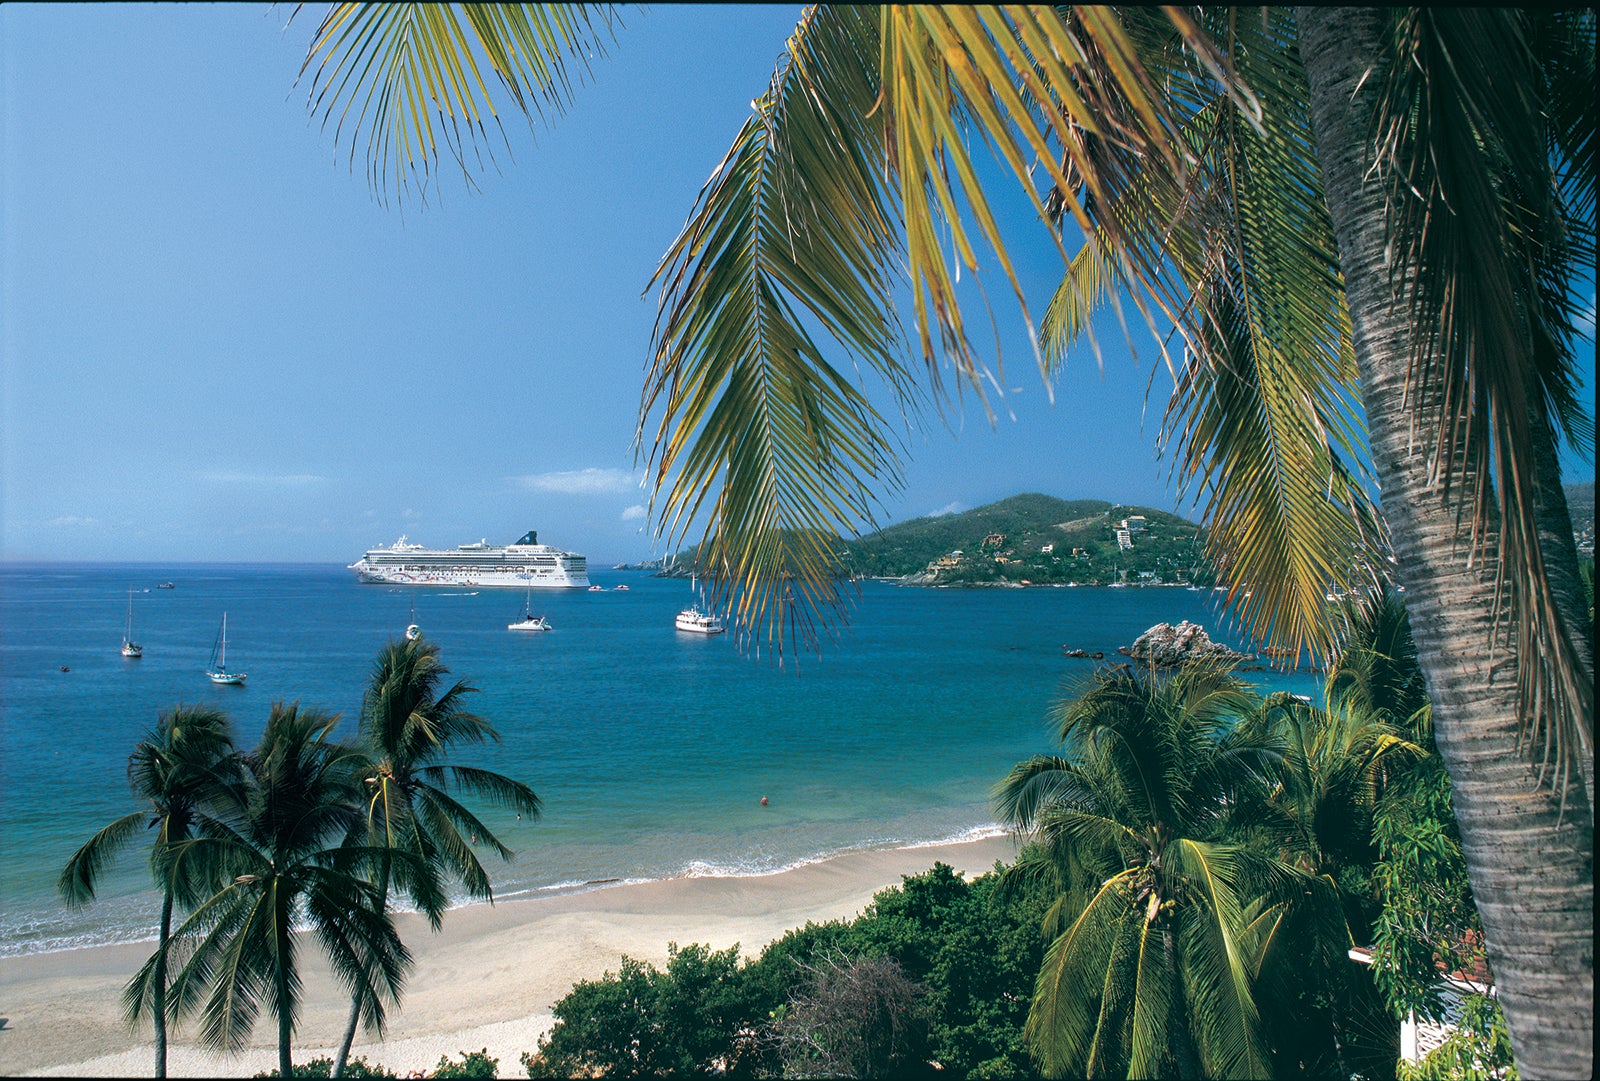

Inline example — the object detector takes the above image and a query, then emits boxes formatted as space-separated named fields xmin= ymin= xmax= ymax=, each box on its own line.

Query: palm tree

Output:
xmin=1294 ymin=14 xmax=1593 ymax=1075
xmin=995 ymin=661 xmax=1320 ymax=1079
xmin=330 ymin=637 xmax=541 ymax=1077
xmin=1324 ymin=588 xmax=1432 ymax=737
xmin=57 ymin=705 xmax=238 ymax=1079
xmin=289 ymin=6 xmax=1593 ymax=1072
xmin=158 ymin=702 xmax=413 ymax=1079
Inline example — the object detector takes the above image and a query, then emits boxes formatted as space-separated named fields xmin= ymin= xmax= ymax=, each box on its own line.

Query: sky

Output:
xmin=3 ymin=5 xmax=1593 ymax=566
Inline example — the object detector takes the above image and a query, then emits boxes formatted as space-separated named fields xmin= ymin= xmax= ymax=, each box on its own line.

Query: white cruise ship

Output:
xmin=349 ymin=531 xmax=590 ymax=588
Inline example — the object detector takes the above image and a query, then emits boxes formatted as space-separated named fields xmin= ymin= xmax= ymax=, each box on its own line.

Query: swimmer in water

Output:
xmin=760 ymin=796 xmax=768 ymax=806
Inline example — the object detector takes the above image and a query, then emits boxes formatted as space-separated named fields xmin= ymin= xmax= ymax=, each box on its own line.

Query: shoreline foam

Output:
xmin=2 ymin=823 xmax=1010 ymax=961
xmin=0 ymin=834 xmax=1019 ymax=1078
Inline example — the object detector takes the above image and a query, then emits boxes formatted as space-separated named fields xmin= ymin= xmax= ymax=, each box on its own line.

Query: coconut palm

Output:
xmin=1324 ymin=588 xmax=1432 ymax=738
xmin=57 ymin=705 xmax=238 ymax=1079
xmin=330 ymin=636 xmax=542 ymax=1077
xmin=995 ymin=661 xmax=1323 ymax=1079
xmin=291 ymin=6 xmax=1593 ymax=1072
xmin=156 ymin=702 xmax=413 ymax=1079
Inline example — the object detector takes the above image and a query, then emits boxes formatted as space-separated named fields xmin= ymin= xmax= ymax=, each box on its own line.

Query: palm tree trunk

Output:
xmin=153 ymin=890 xmax=173 ymax=1079
xmin=333 ymin=851 xmax=392 ymax=1078
xmin=277 ymin=887 xmax=295 ymax=1079
xmin=1298 ymin=9 xmax=1594 ymax=1078
xmin=333 ymin=978 xmax=363 ymax=1076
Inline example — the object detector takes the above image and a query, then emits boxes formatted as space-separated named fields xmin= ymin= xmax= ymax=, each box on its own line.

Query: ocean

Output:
xmin=0 ymin=563 xmax=1318 ymax=957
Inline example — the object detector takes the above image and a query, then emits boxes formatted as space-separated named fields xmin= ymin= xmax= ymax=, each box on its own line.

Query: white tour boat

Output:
xmin=674 ymin=607 xmax=726 ymax=634
xmin=350 ymin=530 xmax=589 ymax=588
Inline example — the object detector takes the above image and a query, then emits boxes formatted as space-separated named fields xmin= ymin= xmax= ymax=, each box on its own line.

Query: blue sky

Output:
xmin=3 ymin=5 xmax=1592 ymax=565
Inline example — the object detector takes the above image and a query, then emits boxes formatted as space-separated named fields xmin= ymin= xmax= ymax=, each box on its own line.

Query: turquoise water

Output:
xmin=0 ymin=564 xmax=1318 ymax=956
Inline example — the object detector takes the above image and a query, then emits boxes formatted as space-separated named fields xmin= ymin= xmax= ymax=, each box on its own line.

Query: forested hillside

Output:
xmin=651 ymin=494 xmax=1210 ymax=587
xmin=840 ymin=493 xmax=1209 ymax=586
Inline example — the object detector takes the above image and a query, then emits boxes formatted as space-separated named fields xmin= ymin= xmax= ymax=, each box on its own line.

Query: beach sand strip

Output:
xmin=0 ymin=835 xmax=1018 ymax=1078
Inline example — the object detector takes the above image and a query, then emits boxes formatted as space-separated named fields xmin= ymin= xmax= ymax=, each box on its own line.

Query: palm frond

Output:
xmin=1374 ymin=7 xmax=1595 ymax=798
xmin=1026 ymin=870 xmax=1139 ymax=1077
xmin=418 ymin=763 xmax=541 ymax=816
xmin=296 ymin=2 xmax=621 ymax=205
xmin=1169 ymin=839 xmax=1269 ymax=1079
xmin=57 ymin=811 xmax=146 ymax=905
xmin=1126 ymin=915 xmax=1174 ymax=1079
xmin=304 ymin=867 xmax=413 ymax=1031
xmin=414 ymin=790 xmax=498 ymax=897
xmin=642 ymin=4 xmax=915 ymax=657
xmin=182 ymin=884 xmax=275 ymax=1052
xmin=992 ymin=753 xmax=1091 ymax=829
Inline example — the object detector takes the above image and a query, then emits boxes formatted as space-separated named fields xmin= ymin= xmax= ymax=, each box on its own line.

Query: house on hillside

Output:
xmin=1115 ymin=528 xmax=1133 ymax=551
xmin=982 ymin=532 xmax=1007 ymax=549
xmin=1040 ymin=543 xmax=1054 ymax=554
xmin=1124 ymin=515 xmax=1148 ymax=531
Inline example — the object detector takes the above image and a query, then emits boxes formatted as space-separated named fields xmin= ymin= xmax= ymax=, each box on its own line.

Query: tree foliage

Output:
xmin=521 ymin=943 xmax=755 ymax=1079
xmin=523 ymin=863 xmax=1049 ymax=1080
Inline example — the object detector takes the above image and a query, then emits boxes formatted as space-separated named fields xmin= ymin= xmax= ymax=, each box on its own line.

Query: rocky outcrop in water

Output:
xmin=1117 ymin=620 xmax=1251 ymax=667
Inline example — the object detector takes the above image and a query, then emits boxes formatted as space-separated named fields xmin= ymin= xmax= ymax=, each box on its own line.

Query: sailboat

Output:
xmin=508 ymin=587 xmax=551 ymax=631
xmin=120 ymin=588 xmax=143 ymax=658
xmin=207 ymin=613 xmax=246 ymax=685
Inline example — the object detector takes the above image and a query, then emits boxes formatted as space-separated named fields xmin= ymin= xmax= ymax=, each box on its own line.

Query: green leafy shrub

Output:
xmin=253 ymin=1055 xmax=396 ymax=1078
xmin=1396 ymin=993 xmax=1518 ymax=1081
xmin=521 ymin=943 xmax=753 ymax=1078
xmin=430 ymin=1048 xmax=500 ymax=1078
xmin=520 ymin=863 xmax=1048 ymax=1079
xmin=1371 ymin=759 xmax=1483 ymax=1023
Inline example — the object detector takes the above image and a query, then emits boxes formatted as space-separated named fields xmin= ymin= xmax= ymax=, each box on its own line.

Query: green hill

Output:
xmin=840 ymin=493 xmax=1209 ymax=586
xmin=649 ymin=493 xmax=1211 ymax=587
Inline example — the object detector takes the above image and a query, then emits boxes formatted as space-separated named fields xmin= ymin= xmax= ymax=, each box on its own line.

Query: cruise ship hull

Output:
xmin=349 ymin=531 xmax=590 ymax=589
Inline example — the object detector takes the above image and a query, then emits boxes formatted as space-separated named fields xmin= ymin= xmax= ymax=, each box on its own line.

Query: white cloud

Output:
xmin=620 ymin=504 xmax=648 ymax=522
xmin=927 ymin=501 xmax=967 ymax=518
xmin=1575 ymin=295 xmax=1596 ymax=337
xmin=46 ymin=515 xmax=98 ymax=528
xmin=513 ymin=468 xmax=640 ymax=495
xmin=200 ymin=470 xmax=326 ymax=486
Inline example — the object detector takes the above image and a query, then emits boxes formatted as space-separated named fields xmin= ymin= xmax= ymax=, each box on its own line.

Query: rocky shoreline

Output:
xmin=1062 ymin=619 xmax=1325 ymax=675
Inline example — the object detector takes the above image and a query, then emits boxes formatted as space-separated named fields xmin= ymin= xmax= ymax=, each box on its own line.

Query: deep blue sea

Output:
xmin=0 ymin=564 xmax=1318 ymax=956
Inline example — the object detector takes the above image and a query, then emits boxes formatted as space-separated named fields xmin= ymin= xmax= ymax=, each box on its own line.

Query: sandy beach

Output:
xmin=0 ymin=835 xmax=1018 ymax=1078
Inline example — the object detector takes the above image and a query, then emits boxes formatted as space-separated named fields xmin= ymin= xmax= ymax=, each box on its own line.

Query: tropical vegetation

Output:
xmin=512 ymin=591 xmax=1508 ymax=1081
xmin=286 ymin=6 xmax=1594 ymax=1073
xmin=521 ymin=861 xmax=1051 ymax=1080
xmin=58 ymin=705 xmax=241 ymax=1079
xmin=657 ymin=494 xmax=1211 ymax=587
xmin=56 ymin=638 xmax=540 ymax=1080
xmin=331 ymin=638 xmax=542 ymax=1075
